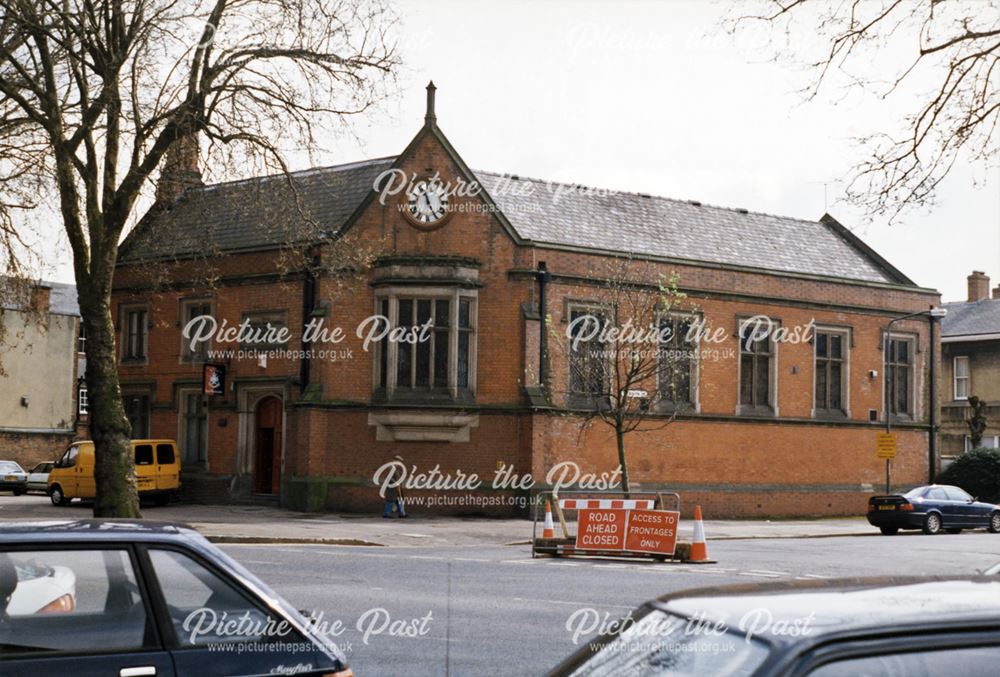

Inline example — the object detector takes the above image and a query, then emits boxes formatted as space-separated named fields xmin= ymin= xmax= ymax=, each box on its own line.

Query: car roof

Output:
xmin=655 ymin=576 xmax=1000 ymax=644
xmin=0 ymin=519 xmax=203 ymax=544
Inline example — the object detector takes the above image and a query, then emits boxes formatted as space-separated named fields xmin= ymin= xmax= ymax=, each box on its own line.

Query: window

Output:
xmin=808 ymin=645 xmax=1000 ymax=676
xmin=658 ymin=315 xmax=696 ymax=407
xmin=739 ymin=320 xmax=774 ymax=413
xmin=182 ymin=392 xmax=207 ymax=465
xmin=58 ymin=446 xmax=79 ymax=468
xmin=181 ymin=299 xmax=213 ymax=362
xmin=77 ymin=323 xmax=86 ymax=354
xmin=121 ymin=305 xmax=148 ymax=362
xmin=77 ymin=386 xmax=88 ymax=416
xmin=0 ymin=549 xmax=151 ymax=655
xmin=954 ymin=356 xmax=970 ymax=400
xmin=135 ymin=444 xmax=154 ymax=466
xmin=124 ymin=394 xmax=150 ymax=439
xmin=374 ymin=292 xmax=477 ymax=401
xmin=886 ymin=336 xmax=913 ymax=417
xmin=814 ymin=330 xmax=847 ymax=415
xmin=965 ymin=435 xmax=1000 ymax=451
xmin=568 ymin=307 xmax=609 ymax=402
xmin=943 ymin=486 xmax=972 ymax=502
xmin=157 ymin=443 xmax=176 ymax=465
xmin=149 ymin=548 xmax=303 ymax=648
xmin=240 ymin=311 xmax=288 ymax=351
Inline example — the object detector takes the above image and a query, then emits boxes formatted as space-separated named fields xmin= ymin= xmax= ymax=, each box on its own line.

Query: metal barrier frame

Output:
xmin=531 ymin=490 xmax=682 ymax=560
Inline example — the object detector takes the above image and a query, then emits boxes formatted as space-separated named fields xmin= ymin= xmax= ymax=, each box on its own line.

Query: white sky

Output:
xmin=40 ymin=0 xmax=1000 ymax=302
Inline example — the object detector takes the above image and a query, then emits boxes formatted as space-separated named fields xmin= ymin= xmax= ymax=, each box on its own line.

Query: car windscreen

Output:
xmin=0 ymin=462 xmax=22 ymax=473
xmin=565 ymin=607 xmax=770 ymax=676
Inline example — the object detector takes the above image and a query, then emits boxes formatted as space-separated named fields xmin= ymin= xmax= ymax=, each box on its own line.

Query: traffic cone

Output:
xmin=542 ymin=500 xmax=556 ymax=538
xmin=688 ymin=505 xmax=714 ymax=563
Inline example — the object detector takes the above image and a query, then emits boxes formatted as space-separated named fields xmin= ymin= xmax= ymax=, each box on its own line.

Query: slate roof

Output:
xmin=119 ymin=157 xmax=396 ymax=262
xmin=476 ymin=172 xmax=903 ymax=284
xmin=942 ymin=298 xmax=1000 ymax=339
xmin=119 ymin=156 xmax=911 ymax=286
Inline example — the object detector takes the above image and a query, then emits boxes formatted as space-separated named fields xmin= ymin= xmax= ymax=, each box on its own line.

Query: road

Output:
xmin=222 ymin=533 xmax=1000 ymax=676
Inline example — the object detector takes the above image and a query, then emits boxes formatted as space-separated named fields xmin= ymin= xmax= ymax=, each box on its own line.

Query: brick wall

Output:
xmin=0 ymin=430 xmax=73 ymax=468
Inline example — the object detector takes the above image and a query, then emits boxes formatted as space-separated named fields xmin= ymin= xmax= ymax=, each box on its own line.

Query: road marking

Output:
xmin=593 ymin=564 xmax=629 ymax=569
xmin=499 ymin=559 xmax=535 ymax=565
xmin=746 ymin=569 xmax=789 ymax=576
xmin=408 ymin=555 xmax=444 ymax=561
xmin=453 ymin=557 xmax=488 ymax=562
xmin=548 ymin=562 xmax=581 ymax=567
xmin=800 ymin=573 xmax=831 ymax=579
xmin=739 ymin=571 xmax=783 ymax=578
xmin=512 ymin=597 xmax=634 ymax=610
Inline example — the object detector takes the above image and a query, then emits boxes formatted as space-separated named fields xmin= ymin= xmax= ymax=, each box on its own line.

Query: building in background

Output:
xmin=112 ymin=84 xmax=944 ymax=516
xmin=941 ymin=271 xmax=1000 ymax=460
xmin=0 ymin=281 xmax=84 ymax=467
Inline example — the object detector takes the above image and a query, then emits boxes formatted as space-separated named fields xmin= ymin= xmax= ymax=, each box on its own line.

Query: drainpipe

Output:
xmin=536 ymin=261 xmax=550 ymax=392
xmin=299 ymin=264 xmax=317 ymax=390
xmin=928 ymin=307 xmax=944 ymax=483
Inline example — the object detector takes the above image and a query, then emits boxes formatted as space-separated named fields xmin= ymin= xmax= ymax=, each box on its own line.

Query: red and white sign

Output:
xmin=560 ymin=499 xmax=655 ymax=510
xmin=573 ymin=508 xmax=680 ymax=557
xmin=575 ymin=509 xmax=627 ymax=550
xmin=624 ymin=509 xmax=679 ymax=556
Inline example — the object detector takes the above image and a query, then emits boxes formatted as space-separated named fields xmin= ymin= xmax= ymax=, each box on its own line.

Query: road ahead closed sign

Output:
xmin=575 ymin=508 xmax=680 ymax=557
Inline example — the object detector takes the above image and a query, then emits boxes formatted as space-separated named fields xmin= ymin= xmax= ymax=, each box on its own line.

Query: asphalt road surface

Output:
xmin=223 ymin=532 xmax=1000 ymax=676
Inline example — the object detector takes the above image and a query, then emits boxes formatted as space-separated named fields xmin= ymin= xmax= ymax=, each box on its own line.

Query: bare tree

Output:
xmin=548 ymin=260 xmax=695 ymax=496
xmin=0 ymin=0 xmax=398 ymax=517
xmin=968 ymin=395 xmax=989 ymax=449
xmin=729 ymin=1 xmax=999 ymax=223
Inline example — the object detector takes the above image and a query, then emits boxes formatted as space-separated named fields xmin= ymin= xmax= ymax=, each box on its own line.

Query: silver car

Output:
xmin=0 ymin=460 xmax=28 ymax=495
xmin=26 ymin=461 xmax=54 ymax=494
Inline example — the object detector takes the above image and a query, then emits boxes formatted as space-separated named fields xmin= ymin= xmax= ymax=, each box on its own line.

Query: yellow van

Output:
xmin=48 ymin=439 xmax=181 ymax=506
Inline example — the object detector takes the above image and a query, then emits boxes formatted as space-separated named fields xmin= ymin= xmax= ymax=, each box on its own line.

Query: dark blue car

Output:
xmin=0 ymin=520 xmax=353 ymax=677
xmin=867 ymin=484 xmax=1000 ymax=535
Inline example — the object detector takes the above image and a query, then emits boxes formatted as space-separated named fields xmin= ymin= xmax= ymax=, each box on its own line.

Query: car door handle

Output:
xmin=120 ymin=667 xmax=156 ymax=677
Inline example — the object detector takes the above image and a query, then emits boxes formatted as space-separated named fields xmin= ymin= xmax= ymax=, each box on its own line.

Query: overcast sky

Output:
xmin=40 ymin=0 xmax=1000 ymax=302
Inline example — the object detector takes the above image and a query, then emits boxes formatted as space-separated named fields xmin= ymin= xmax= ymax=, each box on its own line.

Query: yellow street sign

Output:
xmin=876 ymin=432 xmax=897 ymax=460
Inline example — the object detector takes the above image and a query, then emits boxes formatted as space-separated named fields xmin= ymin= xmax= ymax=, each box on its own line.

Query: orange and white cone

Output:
xmin=689 ymin=505 xmax=713 ymax=563
xmin=542 ymin=500 xmax=556 ymax=539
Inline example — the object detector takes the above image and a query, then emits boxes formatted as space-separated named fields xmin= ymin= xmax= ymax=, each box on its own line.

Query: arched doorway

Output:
xmin=254 ymin=396 xmax=283 ymax=494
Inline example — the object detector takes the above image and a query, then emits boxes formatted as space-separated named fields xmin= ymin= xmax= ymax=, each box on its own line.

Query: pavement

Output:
xmin=0 ymin=494 xmax=877 ymax=545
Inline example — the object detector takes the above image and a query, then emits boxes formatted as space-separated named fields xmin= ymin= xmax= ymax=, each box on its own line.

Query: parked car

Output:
xmin=867 ymin=484 xmax=1000 ymax=535
xmin=0 ymin=519 xmax=353 ymax=677
xmin=7 ymin=561 xmax=76 ymax=615
xmin=48 ymin=439 xmax=180 ymax=506
xmin=547 ymin=576 xmax=1000 ymax=676
xmin=26 ymin=462 xmax=54 ymax=494
xmin=0 ymin=461 xmax=28 ymax=496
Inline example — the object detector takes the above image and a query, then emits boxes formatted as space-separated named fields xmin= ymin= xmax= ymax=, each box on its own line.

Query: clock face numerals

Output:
xmin=406 ymin=180 xmax=449 ymax=225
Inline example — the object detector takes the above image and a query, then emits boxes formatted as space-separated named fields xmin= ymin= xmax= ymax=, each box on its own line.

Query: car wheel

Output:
xmin=153 ymin=495 xmax=169 ymax=507
xmin=989 ymin=512 xmax=1000 ymax=534
xmin=49 ymin=485 xmax=69 ymax=506
xmin=879 ymin=526 xmax=899 ymax=535
xmin=13 ymin=489 xmax=23 ymax=496
xmin=945 ymin=528 xmax=963 ymax=534
xmin=923 ymin=513 xmax=942 ymax=535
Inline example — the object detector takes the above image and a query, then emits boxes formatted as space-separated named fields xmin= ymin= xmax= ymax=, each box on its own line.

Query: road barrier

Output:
xmin=532 ymin=490 xmax=685 ymax=562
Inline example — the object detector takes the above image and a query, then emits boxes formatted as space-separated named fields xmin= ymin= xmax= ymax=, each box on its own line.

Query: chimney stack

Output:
xmin=424 ymin=81 xmax=437 ymax=126
xmin=993 ymin=285 xmax=1000 ymax=300
xmin=155 ymin=133 xmax=202 ymax=207
xmin=967 ymin=271 xmax=990 ymax=302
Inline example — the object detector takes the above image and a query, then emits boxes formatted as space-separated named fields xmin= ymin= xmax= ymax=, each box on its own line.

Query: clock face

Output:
xmin=406 ymin=179 xmax=449 ymax=225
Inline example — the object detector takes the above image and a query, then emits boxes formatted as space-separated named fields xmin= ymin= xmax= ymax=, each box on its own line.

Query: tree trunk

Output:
xmin=80 ymin=286 xmax=142 ymax=518
xmin=616 ymin=425 xmax=631 ymax=499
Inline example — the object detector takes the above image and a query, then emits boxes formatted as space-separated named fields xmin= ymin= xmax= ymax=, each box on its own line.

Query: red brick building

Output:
xmin=114 ymin=84 xmax=944 ymax=516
